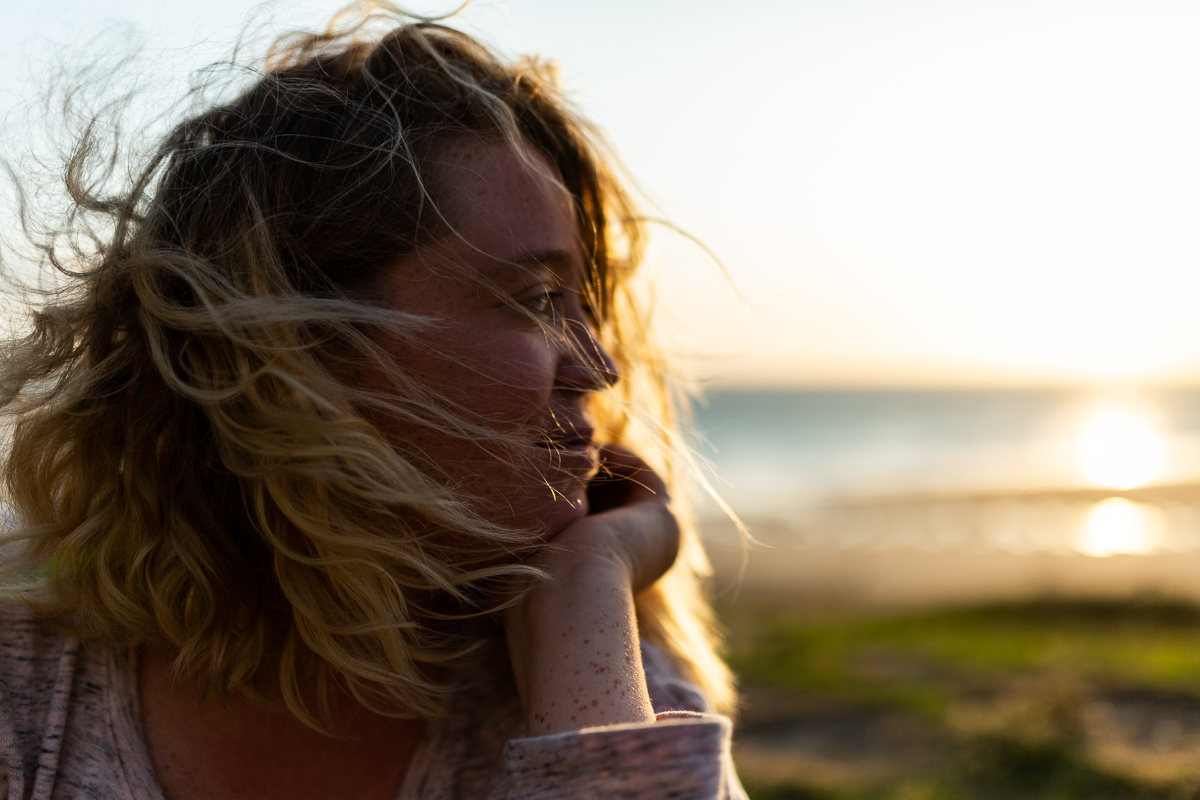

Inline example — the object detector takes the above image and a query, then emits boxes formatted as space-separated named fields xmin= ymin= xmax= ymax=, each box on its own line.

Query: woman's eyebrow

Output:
xmin=477 ymin=250 xmax=576 ymax=287
xmin=509 ymin=249 xmax=578 ymax=280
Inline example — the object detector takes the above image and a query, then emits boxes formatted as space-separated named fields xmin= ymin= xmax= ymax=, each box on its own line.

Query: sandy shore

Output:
xmin=705 ymin=528 xmax=1200 ymax=610
xmin=701 ymin=483 xmax=1200 ymax=609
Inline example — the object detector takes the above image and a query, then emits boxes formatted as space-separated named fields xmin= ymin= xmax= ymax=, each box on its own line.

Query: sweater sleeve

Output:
xmin=503 ymin=713 xmax=743 ymax=799
xmin=500 ymin=642 xmax=746 ymax=799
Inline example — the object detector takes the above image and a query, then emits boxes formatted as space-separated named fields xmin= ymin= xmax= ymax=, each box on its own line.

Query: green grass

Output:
xmin=857 ymin=600 xmax=1200 ymax=687
xmin=723 ymin=597 xmax=1200 ymax=800
xmin=729 ymin=598 xmax=1200 ymax=700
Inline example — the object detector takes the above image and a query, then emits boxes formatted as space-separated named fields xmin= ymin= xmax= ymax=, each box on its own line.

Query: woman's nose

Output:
xmin=557 ymin=318 xmax=619 ymax=391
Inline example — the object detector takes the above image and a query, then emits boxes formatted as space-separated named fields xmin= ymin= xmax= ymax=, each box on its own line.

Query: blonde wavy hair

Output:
xmin=0 ymin=3 xmax=734 ymax=726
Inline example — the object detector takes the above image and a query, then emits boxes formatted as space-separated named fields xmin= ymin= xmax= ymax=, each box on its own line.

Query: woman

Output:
xmin=0 ymin=5 xmax=743 ymax=798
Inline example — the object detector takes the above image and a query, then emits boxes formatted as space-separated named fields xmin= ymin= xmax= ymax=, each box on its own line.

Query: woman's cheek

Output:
xmin=452 ymin=339 xmax=558 ymax=426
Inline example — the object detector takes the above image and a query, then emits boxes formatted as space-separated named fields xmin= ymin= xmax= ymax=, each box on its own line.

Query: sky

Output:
xmin=5 ymin=0 xmax=1200 ymax=387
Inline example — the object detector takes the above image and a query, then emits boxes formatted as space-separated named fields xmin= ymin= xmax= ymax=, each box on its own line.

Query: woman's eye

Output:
xmin=524 ymin=290 xmax=564 ymax=318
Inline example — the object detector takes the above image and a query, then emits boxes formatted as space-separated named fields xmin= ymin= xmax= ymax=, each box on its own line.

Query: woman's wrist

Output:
xmin=506 ymin=556 xmax=654 ymax=736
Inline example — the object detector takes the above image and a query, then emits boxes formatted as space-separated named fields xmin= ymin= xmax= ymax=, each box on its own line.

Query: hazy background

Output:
xmin=7 ymin=0 xmax=1200 ymax=388
xmin=7 ymin=1 xmax=1200 ymax=579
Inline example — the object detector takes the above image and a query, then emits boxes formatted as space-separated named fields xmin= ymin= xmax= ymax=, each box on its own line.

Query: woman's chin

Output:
xmin=537 ymin=488 xmax=590 ymax=540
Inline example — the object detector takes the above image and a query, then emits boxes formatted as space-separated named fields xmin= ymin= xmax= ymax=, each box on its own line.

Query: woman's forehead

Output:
xmin=423 ymin=140 xmax=583 ymax=278
xmin=429 ymin=139 xmax=569 ymax=217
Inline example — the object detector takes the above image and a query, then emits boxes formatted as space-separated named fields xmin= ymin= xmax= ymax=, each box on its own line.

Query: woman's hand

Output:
xmin=558 ymin=445 xmax=680 ymax=591
xmin=504 ymin=447 xmax=679 ymax=736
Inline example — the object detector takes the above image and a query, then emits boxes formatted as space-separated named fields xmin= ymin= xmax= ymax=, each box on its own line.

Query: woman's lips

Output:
xmin=538 ymin=429 xmax=600 ymax=475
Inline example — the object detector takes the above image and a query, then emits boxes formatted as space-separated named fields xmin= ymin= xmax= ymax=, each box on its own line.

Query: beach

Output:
xmin=707 ymin=530 xmax=1200 ymax=611
xmin=710 ymin=501 xmax=1200 ymax=799
xmin=703 ymin=482 xmax=1200 ymax=609
xmin=688 ymin=389 xmax=1200 ymax=796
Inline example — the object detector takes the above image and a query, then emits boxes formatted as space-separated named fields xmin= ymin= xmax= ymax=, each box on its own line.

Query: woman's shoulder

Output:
xmin=0 ymin=600 xmax=78 ymax=696
xmin=0 ymin=601 xmax=152 ymax=799
xmin=0 ymin=601 xmax=82 ymax=794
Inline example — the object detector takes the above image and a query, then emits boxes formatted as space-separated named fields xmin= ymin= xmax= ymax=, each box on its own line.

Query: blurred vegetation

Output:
xmin=721 ymin=597 xmax=1200 ymax=800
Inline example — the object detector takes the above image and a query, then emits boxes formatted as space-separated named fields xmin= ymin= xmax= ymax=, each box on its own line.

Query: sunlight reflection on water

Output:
xmin=693 ymin=388 xmax=1200 ymax=554
xmin=1077 ymin=498 xmax=1165 ymax=557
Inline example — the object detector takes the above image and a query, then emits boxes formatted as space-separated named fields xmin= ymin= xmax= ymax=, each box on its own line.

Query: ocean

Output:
xmin=688 ymin=387 xmax=1200 ymax=555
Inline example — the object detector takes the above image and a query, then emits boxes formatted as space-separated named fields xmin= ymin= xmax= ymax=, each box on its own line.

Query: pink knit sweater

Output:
xmin=0 ymin=603 xmax=744 ymax=799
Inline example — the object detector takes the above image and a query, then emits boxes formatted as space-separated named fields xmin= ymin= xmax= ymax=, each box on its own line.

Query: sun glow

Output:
xmin=1077 ymin=497 xmax=1162 ymax=557
xmin=1075 ymin=405 xmax=1164 ymax=490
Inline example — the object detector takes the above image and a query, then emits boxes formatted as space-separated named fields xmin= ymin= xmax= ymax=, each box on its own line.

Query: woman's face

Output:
xmin=366 ymin=138 xmax=618 ymax=539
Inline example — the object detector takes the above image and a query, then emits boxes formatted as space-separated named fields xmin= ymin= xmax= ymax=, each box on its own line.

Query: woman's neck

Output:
xmin=138 ymin=647 xmax=427 ymax=800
